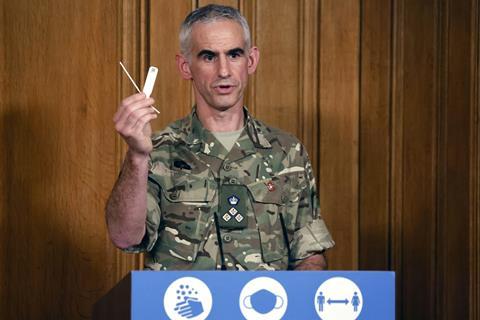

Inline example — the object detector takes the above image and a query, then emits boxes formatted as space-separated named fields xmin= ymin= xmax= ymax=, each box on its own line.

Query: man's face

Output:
xmin=177 ymin=20 xmax=259 ymax=111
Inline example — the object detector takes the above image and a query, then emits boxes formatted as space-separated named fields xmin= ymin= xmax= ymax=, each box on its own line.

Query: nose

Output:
xmin=218 ymin=55 xmax=231 ymax=78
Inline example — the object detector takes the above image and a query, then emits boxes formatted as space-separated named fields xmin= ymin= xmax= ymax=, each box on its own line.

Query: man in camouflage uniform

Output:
xmin=106 ymin=4 xmax=334 ymax=271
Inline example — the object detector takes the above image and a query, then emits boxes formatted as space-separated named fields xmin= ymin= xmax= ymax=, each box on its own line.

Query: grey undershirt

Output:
xmin=211 ymin=128 xmax=243 ymax=152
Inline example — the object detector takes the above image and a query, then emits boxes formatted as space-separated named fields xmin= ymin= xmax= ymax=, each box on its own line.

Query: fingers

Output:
xmin=113 ymin=93 xmax=144 ymax=122
xmin=115 ymin=106 xmax=156 ymax=137
xmin=114 ymin=94 xmax=158 ymax=142
xmin=121 ymin=93 xmax=147 ymax=110
xmin=114 ymin=95 xmax=155 ymax=128
xmin=114 ymin=94 xmax=155 ymax=123
xmin=125 ymin=104 xmax=156 ymax=127
xmin=131 ymin=112 xmax=157 ymax=133
xmin=112 ymin=93 xmax=158 ymax=154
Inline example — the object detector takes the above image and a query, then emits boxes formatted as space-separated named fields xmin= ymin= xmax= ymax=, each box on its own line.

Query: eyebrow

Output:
xmin=227 ymin=48 xmax=245 ymax=56
xmin=197 ymin=49 xmax=216 ymax=58
xmin=196 ymin=47 xmax=245 ymax=58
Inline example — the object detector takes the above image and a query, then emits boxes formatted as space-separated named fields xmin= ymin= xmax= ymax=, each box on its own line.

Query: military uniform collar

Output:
xmin=182 ymin=106 xmax=272 ymax=150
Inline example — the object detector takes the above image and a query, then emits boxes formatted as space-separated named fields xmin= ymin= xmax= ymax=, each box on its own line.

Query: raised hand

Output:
xmin=113 ymin=93 xmax=157 ymax=155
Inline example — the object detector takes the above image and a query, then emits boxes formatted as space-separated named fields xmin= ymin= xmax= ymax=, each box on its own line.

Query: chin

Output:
xmin=210 ymin=99 xmax=239 ymax=111
xmin=212 ymin=105 xmax=234 ymax=112
xmin=200 ymin=93 xmax=243 ymax=112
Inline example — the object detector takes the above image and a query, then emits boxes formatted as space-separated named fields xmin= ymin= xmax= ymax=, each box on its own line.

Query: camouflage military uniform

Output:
xmin=125 ymin=107 xmax=334 ymax=270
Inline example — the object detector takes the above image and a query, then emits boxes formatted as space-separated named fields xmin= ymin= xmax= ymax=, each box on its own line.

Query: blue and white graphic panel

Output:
xmin=130 ymin=271 xmax=395 ymax=320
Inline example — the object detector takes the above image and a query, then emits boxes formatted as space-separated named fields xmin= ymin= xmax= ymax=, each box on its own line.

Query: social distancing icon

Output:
xmin=314 ymin=277 xmax=363 ymax=320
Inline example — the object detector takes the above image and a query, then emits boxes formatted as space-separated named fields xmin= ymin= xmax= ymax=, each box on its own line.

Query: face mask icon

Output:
xmin=243 ymin=289 xmax=284 ymax=314
xmin=239 ymin=276 xmax=288 ymax=320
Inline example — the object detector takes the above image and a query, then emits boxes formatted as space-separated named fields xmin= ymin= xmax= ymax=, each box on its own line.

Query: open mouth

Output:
xmin=214 ymin=84 xmax=235 ymax=94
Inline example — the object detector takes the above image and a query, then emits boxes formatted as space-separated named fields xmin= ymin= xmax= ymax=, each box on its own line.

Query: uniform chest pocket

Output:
xmin=246 ymin=171 xmax=308 ymax=264
xmin=150 ymin=169 xmax=216 ymax=262
xmin=161 ymin=170 xmax=215 ymax=203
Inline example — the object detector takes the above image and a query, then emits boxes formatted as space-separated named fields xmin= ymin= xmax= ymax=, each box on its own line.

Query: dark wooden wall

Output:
xmin=1 ymin=0 xmax=479 ymax=319
xmin=0 ymin=0 xmax=138 ymax=318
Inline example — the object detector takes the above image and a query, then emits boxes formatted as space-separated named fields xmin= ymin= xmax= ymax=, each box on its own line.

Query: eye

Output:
xmin=228 ymin=50 xmax=244 ymax=59
xmin=202 ymin=53 xmax=215 ymax=62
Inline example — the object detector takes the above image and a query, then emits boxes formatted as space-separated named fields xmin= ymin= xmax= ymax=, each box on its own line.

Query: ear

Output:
xmin=247 ymin=46 xmax=260 ymax=75
xmin=176 ymin=54 xmax=192 ymax=80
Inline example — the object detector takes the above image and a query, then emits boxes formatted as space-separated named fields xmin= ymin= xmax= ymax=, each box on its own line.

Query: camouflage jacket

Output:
xmin=126 ymin=107 xmax=334 ymax=270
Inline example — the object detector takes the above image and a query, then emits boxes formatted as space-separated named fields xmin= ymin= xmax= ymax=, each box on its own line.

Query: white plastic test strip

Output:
xmin=142 ymin=66 xmax=158 ymax=98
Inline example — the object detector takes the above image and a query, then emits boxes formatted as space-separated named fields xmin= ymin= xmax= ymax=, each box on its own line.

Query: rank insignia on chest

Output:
xmin=218 ymin=186 xmax=249 ymax=229
xmin=228 ymin=195 xmax=239 ymax=206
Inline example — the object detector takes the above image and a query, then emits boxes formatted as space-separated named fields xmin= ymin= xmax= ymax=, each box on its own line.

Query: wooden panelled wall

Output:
xmin=0 ymin=0 xmax=136 ymax=319
xmin=0 ymin=0 xmax=479 ymax=319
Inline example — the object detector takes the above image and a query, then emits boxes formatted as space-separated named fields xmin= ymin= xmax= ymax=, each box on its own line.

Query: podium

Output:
xmin=93 ymin=271 xmax=395 ymax=320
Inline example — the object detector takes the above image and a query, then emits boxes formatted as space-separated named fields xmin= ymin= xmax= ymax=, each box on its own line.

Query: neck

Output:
xmin=196 ymin=103 xmax=245 ymax=132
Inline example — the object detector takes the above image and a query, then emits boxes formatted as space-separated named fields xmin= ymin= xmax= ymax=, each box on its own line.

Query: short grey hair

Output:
xmin=179 ymin=4 xmax=251 ymax=58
